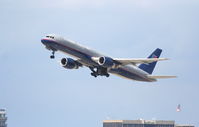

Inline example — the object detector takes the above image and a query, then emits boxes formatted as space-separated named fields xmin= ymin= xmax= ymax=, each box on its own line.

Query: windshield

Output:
xmin=46 ymin=35 xmax=54 ymax=39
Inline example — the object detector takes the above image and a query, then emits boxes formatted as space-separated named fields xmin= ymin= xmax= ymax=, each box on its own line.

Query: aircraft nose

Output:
xmin=41 ymin=38 xmax=47 ymax=45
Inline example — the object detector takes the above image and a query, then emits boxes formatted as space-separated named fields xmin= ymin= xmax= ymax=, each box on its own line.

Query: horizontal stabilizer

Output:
xmin=147 ymin=75 xmax=177 ymax=79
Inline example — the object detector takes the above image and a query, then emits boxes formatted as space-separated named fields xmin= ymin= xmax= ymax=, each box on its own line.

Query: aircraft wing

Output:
xmin=113 ymin=58 xmax=168 ymax=65
xmin=147 ymin=75 xmax=177 ymax=79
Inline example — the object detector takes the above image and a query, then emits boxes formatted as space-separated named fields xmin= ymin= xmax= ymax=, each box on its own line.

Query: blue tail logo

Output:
xmin=138 ymin=48 xmax=162 ymax=74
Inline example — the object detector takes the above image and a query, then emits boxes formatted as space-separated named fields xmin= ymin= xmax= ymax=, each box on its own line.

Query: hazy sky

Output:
xmin=1 ymin=0 xmax=199 ymax=127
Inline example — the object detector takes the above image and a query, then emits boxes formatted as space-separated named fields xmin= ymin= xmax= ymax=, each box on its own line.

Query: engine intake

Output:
xmin=98 ymin=56 xmax=114 ymax=68
xmin=61 ymin=58 xmax=79 ymax=69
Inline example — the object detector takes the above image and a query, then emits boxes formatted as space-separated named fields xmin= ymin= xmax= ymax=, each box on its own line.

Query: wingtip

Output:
xmin=168 ymin=76 xmax=178 ymax=78
xmin=158 ymin=58 xmax=169 ymax=61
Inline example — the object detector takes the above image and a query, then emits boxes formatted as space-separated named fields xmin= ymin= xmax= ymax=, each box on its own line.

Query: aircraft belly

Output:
xmin=48 ymin=40 xmax=100 ymax=67
xmin=109 ymin=66 xmax=153 ymax=82
xmin=59 ymin=45 xmax=99 ymax=66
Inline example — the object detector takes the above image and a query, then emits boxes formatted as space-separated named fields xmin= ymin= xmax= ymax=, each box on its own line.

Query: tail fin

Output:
xmin=139 ymin=48 xmax=162 ymax=74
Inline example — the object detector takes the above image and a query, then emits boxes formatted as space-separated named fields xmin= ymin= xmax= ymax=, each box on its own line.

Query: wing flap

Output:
xmin=147 ymin=75 xmax=177 ymax=79
xmin=114 ymin=58 xmax=168 ymax=65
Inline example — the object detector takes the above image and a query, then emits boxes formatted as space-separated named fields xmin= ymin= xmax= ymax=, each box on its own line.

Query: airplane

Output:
xmin=41 ymin=34 xmax=176 ymax=82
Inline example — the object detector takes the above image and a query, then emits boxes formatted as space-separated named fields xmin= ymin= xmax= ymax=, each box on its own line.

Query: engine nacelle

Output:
xmin=98 ymin=56 xmax=114 ymax=68
xmin=61 ymin=58 xmax=79 ymax=69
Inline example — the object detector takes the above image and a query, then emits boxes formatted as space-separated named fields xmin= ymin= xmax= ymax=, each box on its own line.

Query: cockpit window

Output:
xmin=46 ymin=36 xmax=54 ymax=39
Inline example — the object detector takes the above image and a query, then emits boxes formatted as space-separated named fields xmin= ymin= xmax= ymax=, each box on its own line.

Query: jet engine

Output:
xmin=98 ymin=56 xmax=114 ymax=68
xmin=61 ymin=58 xmax=79 ymax=69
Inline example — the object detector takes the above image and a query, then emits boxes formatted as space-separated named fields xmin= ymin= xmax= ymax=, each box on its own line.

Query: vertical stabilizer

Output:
xmin=139 ymin=48 xmax=162 ymax=74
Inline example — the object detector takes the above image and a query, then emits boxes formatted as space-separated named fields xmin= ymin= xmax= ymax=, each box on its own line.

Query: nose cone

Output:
xmin=41 ymin=38 xmax=47 ymax=45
